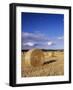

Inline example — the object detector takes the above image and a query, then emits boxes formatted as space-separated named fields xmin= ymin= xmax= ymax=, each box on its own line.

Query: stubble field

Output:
xmin=21 ymin=50 xmax=64 ymax=77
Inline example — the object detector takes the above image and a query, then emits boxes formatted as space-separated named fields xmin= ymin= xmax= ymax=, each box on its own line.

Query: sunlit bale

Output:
xmin=24 ymin=49 xmax=45 ymax=67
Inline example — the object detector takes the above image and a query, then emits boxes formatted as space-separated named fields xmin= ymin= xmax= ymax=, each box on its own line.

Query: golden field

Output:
xmin=21 ymin=50 xmax=64 ymax=77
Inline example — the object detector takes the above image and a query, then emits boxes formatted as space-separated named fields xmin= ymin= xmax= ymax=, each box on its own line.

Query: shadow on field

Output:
xmin=43 ymin=60 xmax=56 ymax=65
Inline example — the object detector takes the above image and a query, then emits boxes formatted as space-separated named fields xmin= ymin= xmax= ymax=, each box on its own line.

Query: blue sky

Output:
xmin=21 ymin=12 xmax=64 ymax=50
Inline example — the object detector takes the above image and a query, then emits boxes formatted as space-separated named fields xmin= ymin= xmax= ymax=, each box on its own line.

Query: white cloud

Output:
xmin=47 ymin=41 xmax=54 ymax=46
xmin=23 ymin=42 xmax=35 ymax=46
xmin=58 ymin=36 xmax=64 ymax=40
xmin=22 ymin=32 xmax=50 ymax=47
xmin=22 ymin=32 xmax=56 ymax=49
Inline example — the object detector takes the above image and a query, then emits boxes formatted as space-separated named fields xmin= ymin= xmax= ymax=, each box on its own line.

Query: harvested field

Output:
xmin=21 ymin=49 xmax=64 ymax=77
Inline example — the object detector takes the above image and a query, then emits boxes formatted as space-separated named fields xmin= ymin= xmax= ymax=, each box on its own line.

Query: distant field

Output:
xmin=21 ymin=50 xmax=64 ymax=77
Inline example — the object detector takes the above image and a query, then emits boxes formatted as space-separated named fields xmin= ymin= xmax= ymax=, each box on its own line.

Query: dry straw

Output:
xmin=24 ymin=49 xmax=45 ymax=67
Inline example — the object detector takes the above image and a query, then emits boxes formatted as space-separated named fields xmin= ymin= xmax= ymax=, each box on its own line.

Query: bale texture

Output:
xmin=24 ymin=49 xmax=45 ymax=67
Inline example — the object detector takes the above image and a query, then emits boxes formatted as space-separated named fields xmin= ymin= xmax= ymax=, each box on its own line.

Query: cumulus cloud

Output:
xmin=58 ymin=36 xmax=64 ymax=40
xmin=22 ymin=32 xmax=56 ymax=50
xmin=47 ymin=41 xmax=54 ymax=46
xmin=23 ymin=42 xmax=35 ymax=46
xmin=22 ymin=32 xmax=49 ymax=42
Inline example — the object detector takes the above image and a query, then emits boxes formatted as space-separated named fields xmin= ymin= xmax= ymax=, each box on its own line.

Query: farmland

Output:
xmin=21 ymin=50 xmax=64 ymax=77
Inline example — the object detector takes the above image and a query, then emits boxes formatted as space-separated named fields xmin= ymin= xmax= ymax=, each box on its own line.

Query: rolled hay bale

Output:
xmin=24 ymin=49 xmax=45 ymax=67
xmin=54 ymin=52 xmax=58 ymax=56
xmin=47 ymin=52 xmax=55 ymax=57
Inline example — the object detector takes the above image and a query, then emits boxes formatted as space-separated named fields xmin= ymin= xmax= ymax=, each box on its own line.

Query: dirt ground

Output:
xmin=21 ymin=51 xmax=64 ymax=77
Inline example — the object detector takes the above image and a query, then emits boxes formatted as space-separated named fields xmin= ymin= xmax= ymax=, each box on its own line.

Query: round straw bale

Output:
xmin=46 ymin=52 xmax=55 ymax=57
xmin=24 ymin=49 xmax=45 ymax=67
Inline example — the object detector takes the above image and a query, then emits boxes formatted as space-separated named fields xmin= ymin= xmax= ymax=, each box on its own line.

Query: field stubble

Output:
xmin=21 ymin=51 xmax=64 ymax=77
